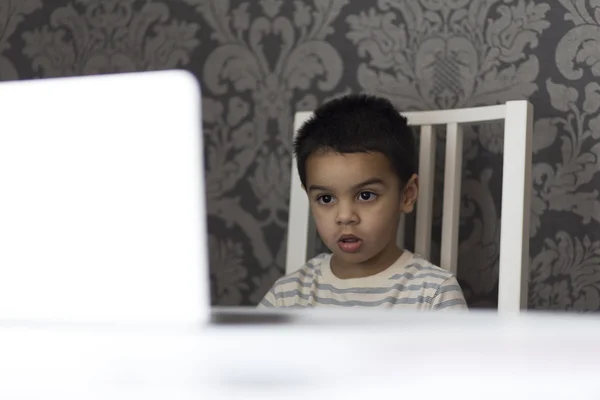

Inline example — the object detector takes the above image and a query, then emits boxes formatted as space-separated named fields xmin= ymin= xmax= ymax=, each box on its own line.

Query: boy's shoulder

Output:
xmin=256 ymin=254 xmax=329 ymax=308
xmin=387 ymin=252 xmax=466 ymax=310
xmin=391 ymin=251 xmax=456 ymax=284
xmin=271 ymin=253 xmax=330 ymax=290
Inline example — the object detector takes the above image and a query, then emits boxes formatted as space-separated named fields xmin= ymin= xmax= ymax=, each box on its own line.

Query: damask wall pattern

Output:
xmin=2 ymin=0 xmax=600 ymax=310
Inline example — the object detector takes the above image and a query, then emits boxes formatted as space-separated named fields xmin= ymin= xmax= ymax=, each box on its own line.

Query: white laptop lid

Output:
xmin=0 ymin=70 xmax=209 ymax=325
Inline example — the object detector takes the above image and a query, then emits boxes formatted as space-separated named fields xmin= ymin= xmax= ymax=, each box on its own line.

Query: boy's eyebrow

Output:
xmin=308 ymin=178 xmax=385 ymax=192
xmin=351 ymin=178 xmax=385 ymax=190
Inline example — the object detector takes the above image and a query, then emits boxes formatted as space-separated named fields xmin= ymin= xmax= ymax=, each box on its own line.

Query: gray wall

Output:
xmin=2 ymin=0 xmax=600 ymax=310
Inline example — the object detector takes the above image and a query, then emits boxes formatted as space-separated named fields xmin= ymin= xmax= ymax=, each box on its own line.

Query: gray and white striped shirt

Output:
xmin=259 ymin=251 xmax=467 ymax=310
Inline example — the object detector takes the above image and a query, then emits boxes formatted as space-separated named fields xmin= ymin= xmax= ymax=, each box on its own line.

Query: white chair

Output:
xmin=286 ymin=101 xmax=533 ymax=314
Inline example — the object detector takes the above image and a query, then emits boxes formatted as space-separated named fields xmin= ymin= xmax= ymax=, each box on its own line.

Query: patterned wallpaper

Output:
xmin=2 ymin=0 xmax=600 ymax=310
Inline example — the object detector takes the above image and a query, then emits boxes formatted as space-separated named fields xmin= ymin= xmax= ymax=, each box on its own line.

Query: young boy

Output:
xmin=260 ymin=94 xmax=467 ymax=310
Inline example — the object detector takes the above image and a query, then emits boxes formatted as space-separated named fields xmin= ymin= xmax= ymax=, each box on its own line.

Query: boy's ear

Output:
xmin=400 ymin=174 xmax=419 ymax=213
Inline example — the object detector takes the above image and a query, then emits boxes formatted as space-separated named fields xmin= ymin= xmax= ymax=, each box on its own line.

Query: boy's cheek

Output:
xmin=313 ymin=218 xmax=334 ymax=240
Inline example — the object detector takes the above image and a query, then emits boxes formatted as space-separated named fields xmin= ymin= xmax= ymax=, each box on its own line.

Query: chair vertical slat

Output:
xmin=440 ymin=123 xmax=463 ymax=275
xmin=415 ymin=125 xmax=435 ymax=259
xmin=498 ymin=101 xmax=533 ymax=313
xmin=396 ymin=213 xmax=406 ymax=250
xmin=306 ymin=215 xmax=317 ymax=261
xmin=285 ymin=113 xmax=313 ymax=275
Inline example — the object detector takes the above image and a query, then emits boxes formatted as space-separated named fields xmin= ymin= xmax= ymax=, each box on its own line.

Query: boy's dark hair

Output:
xmin=293 ymin=94 xmax=416 ymax=189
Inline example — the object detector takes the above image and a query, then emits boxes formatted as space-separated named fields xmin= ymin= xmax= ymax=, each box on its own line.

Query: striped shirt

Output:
xmin=259 ymin=251 xmax=467 ymax=310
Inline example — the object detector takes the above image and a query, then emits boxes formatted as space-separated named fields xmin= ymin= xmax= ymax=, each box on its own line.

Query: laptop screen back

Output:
xmin=0 ymin=70 xmax=209 ymax=325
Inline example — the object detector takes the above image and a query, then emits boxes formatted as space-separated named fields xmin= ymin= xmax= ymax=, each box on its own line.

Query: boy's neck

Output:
xmin=330 ymin=245 xmax=403 ymax=280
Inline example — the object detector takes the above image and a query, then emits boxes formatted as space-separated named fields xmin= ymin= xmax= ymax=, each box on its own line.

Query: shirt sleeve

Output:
xmin=431 ymin=276 xmax=468 ymax=311
xmin=257 ymin=287 xmax=278 ymax=308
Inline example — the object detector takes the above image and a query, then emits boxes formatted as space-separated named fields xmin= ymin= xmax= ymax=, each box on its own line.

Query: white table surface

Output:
xmin=0 ymin=309 xmax=598 ymax=399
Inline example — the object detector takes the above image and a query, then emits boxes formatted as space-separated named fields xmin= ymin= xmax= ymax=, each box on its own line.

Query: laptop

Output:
xmin=0 ymin=70 xmax=209 ymax=326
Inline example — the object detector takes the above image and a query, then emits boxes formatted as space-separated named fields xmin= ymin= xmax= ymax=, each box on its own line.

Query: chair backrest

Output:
xmin=286 ymin=101 xmax=533 ymax=314
xmin=0 ymin=70 xmax=210 ymax=325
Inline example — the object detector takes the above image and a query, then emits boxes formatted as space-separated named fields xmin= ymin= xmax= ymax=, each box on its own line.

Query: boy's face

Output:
xmin=304 ymin=150 xmax=417 ymax=268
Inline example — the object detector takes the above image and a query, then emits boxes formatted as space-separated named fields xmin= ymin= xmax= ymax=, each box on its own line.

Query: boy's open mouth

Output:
xmin=337 ymin=234 xmax=362 ymax=253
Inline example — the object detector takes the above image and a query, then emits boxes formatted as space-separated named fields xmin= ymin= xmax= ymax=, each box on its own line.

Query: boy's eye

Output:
xmin=317 ymin=195 xmax=334 ymax=204
xmin=358 ymin=191 xmax=376 ymax=201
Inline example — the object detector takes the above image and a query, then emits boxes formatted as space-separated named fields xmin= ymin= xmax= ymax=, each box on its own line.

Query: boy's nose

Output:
xmin=335 ymin=202 xmax=359 ymax=225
